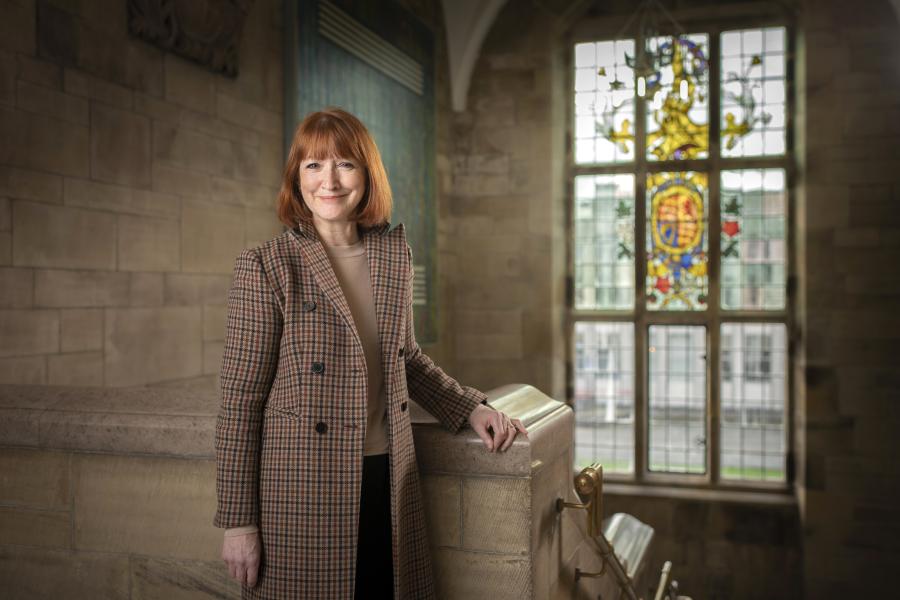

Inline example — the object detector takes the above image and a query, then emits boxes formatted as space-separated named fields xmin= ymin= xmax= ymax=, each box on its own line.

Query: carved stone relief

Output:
xmin=127 ymin=0 xmax=254 ymax=77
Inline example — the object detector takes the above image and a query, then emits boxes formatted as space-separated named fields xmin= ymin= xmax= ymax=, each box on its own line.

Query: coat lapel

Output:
xmin=288 ymin=219 xmax=364 ymax=353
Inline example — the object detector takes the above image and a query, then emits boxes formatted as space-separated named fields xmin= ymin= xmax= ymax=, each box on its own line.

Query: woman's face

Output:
xmin=298 ymin=156 xmax=367 ymax=226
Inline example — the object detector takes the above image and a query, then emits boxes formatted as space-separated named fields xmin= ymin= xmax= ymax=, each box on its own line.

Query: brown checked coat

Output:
xmin=214 ymin=218 xmax=487 ymax=599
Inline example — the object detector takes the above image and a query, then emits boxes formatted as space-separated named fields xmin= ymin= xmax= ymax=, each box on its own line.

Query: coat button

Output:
xmin=400 ymin=401 xmax=408 ymax=412
xmin=311 ymin=361 xmax=325 ymax=374
xmin=398 ymin=347 xmax=405 ymax=357
xmin=302 ymin=300 xmax=316 ymax=312
xmin=315 ymin=421 xmax=327 ymax=434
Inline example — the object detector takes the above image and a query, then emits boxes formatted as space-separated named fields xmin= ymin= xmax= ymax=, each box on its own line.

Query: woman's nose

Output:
xmin=322 ymin=164 xmax=340 ymax=188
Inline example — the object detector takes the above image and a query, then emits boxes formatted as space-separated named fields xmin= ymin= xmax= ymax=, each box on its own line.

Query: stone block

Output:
xmin=104 ymin=306 xmax=203 ymax=386
xmin=165 ymin=54 xmax=216 ymax=113
xmin=64 ymin=177 xmax=180 ymax=219
xmin=129 ymin=271 xmax=165 ymax=307
xmin=0 ymin=165 xmax=63 ymax=204
xmin=64 ymin=68 xmax=133 ymax=109
xmin=47 ymin=351 xmax=103 ymax=386
xmin=153 ymin=121 xmax=232 ymax=177
xmin=164 ymin=273 xmax=231 ymax=306
xmin=181 ymin=202 xmax=245 ymax=274
xmin=0 ymin=355 xmax=46 ymax=384
xmin=211 ymin=177 xmax=277 ymax=209
xmin=462 ymin=476 xmax=530 ymax=553
xmin=39 ymin=409 xmax=216 ymax=457
xmin=135 ymin=91 xmax=182 ymax=122
xmin=216 ymin=92 xmax=281 ymax=136
xmin=245 ymin=208 xmax=281 ymax=246
xmin=257 ymin=133 xmax=282 ymax=185
xmin=0 ymin=231 xmax=13 ymax=263
xmin=90 ymin=103 xmax=151 ymax=186
xmin=181 ymin=108 xmax=260 ymax=147
xmin=76 ymin=22 xmax=164 ymax=96
xmin=202 ymin=340 xmax=224 ymax=376
xmin=456 ymin=333 xmax=523 ymax=360
xmin=16 ymin=80 xmax=88 ymax=125
xmin=59 ymin=308 xmax=102 ymax=352
xmin=0 ymin=197 xmax=7 ymax=230
xmin=13 ymin=200 xmax=116 ymax=269
xmin=228 ymin=138 xmax=261 ymax=183
xmin=72 ymin=453 xmax=220 ymax=559
xmin=0 ymin=308 xmax=58 ymax=357
xmin=0 ymin=447 xmax=69 ymax=509
xmin=0 ymin=49 xmax=14 ymax=106
xmin=131 ymin=557 xmax=240 ymax=600
xmin=0 ymin=267 xmax=33 ymax=307
xmin=117 ymin=214 xmax=181 ymax=272
xmin=34 ymin=268 xmax=129 ymax=307
xmin=422 ymin=474 xmax=462 ymax=548
xmin=17 ymin=55 xmax=62 ymax=89
xmin=432 ymin=548 xmax=531 ymax=599
xmin=0 ymin=506 xmax=70 ymax=548
xmin=0 ymin=106 xmax=89 ymax=177
xmin=0 ymin=546 xmax=130 ymax=600
xmin=202 ymin=304 xmax=226 ymax=341
xmin=153 ymin=163 xmax=211 ymax=199
xmin=0 ymin=0 xmax=36 ymax=54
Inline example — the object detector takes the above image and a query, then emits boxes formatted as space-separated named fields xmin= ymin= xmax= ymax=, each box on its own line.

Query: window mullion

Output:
xmin=708 ymin=30 xmax=722 ymax=485
xmin=633 ymin=31 xmax=649 ymax=482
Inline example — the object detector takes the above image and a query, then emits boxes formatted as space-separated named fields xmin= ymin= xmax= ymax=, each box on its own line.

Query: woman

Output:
xmin=215 ymin=107 xmax=528 ymax=599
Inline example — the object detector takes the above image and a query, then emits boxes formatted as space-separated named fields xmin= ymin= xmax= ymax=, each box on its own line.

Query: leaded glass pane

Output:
xmin=721 ymin=27 xmax=787 ymax=157
xmin=574 ymin=322 xmax=635 ymax=473
xmin=645 ymin=34 xmax=710 ymax=161
xmin=646 ymin=171 xmax=708 ymax=310
xmin=649 ymin=325 xmax=707 ymax=474
xmin=575 ymin=175 xmax=635 ymax=310
xmin=574 ymin=40 xmax=636 ymax=164
xmin=721 ymin=169 xmax=786 ymax=310
xmin=720 ymin=323 xmax=787 ymax=482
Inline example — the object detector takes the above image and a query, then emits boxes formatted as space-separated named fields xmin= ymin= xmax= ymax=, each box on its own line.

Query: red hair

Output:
xmin=277 ymin=107 xmax=392 ymax=228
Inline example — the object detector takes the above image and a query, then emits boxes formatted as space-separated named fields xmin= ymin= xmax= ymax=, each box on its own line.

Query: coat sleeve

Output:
xmin=403 ymin=243 xmax=488 ymax=433
xmin=214 ymin=248 xmax=283 ymax=529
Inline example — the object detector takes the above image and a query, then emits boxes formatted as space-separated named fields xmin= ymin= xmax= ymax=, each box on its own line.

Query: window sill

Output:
xmin=603 ymin=481 xmax=797 ymax=506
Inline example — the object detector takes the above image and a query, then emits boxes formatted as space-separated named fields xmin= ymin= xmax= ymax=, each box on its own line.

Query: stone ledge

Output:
xmin=0 ymin=383 xmax=571 ymax=469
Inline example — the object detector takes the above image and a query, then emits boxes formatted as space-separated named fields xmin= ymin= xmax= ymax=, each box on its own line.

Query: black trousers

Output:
xmin=354 ymin=453 xmax=393 ymax=599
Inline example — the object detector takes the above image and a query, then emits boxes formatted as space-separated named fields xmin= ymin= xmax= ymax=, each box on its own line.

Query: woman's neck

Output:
xmin=313 ymin=218 xmax=360 ymax=247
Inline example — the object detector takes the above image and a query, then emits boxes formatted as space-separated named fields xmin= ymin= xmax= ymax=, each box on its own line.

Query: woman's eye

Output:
xmin=305 ymin=162 xmax=319 ymax=169
xmin=339 ymin=161 xmax=355 ymax=168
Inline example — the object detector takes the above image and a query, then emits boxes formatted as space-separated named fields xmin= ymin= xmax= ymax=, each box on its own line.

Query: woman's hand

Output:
xmin=222 ymin=531 xmax=261 ymax=587
xmin=468 ymin=404 xmax=528 ymax=452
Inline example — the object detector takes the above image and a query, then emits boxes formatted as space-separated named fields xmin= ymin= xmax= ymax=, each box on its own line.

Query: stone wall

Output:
xmin=798 ymin=0 xmax=900 ymax=597
xmin=439 ymin=0 xmax=568 ymax=400
xmin=0 ymin=0 xmax=283 ymax=387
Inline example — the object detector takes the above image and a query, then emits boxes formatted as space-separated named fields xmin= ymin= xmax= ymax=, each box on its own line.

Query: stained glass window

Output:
xmin=720 ymin=323 xmax=787 ymax=482
xmin=646 ymin=34 xmax=710 ymax=161
xmin=721 ymin=27 xmax=786 ymax=157
xmin=648 ymin=325 xmax=707 ymax=474
xmin=721 ymin=169 xmax=787 ymax=310
xmin=574 ymin=322 xmax=635 ymax=473
xmin=574 ymin=40 xmax=636 ymax=164
xmin=574 ymin=174 xmax=635 ymax=309
xmin=646 ymin=171 xmax=709 ymax=311
xmin=570 ymin=22 xmax=791 ymax=489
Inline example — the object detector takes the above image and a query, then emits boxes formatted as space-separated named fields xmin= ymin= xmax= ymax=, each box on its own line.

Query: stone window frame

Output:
xmin=565 ymin=8 xmax=796 ymax=492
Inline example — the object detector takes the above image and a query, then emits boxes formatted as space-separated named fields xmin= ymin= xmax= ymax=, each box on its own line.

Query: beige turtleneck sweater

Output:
xmin=225 ymin=238 xmax=389 ymax=538
xmin=321 ymin=238 xmax=391 ymax=457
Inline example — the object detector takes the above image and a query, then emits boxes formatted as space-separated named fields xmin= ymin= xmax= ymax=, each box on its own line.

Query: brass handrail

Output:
xmin=557 ymin=463 xmax=688 ymax=600
xmin=556 ymin=463 xmax=638 ymax=600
